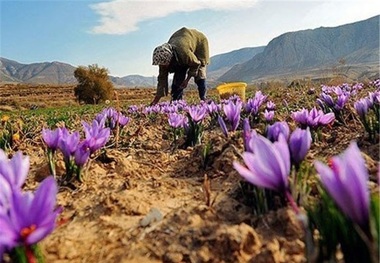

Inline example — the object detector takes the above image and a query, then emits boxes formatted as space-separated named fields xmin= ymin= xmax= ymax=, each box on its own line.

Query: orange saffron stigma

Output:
xmin=20 ymin=224 xmax=37 ymax=240
xmin=327 ymin=158 xmax=334 ymax=168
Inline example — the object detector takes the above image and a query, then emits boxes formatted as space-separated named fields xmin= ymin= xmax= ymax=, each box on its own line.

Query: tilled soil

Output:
xmin=1 ymin=83 xmax=378 ymax=263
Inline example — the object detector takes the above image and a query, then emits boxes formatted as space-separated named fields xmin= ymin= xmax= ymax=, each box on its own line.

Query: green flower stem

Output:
xmin=63 ymin=158 xmax=75 ymax=182
xmin=172 ymin=127 xmax=177 ymax=146
xmin=12 ymin=244 xmax=44 ymax=263
xmin=76 ymin=166 xmax=83 ymax=183
xmin=292 ymin=164 xmax=300 ymax=188
xmin=47 ymin=150 xmax=56 ymax=178
xmin=185 ymin=120 xmax=203 ymax=147
xmin=373 ymin=105 xmax=379 ymax=123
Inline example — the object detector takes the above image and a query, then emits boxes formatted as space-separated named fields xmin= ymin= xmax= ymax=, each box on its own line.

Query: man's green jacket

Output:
xmin=156 ymin=27 xmax=210 ymax=97
xmin=168 ymin=27 xmax=210 ymax=77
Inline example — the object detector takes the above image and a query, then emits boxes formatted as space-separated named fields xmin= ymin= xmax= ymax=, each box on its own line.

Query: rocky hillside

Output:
xmin=0 ymin=58 xmax=156 ymax=87
xmin=219 ymin=15 xmax=379 ymax=83
xmin=208 ymin=47 xmax=265 ymax=80
xmin=0 ymin=58 xmax=77 ymax=84
xmin=110 ymin=75 xmax=157 ymax=88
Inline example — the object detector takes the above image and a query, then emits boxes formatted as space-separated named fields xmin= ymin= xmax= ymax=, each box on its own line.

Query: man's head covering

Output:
xmin=152 ymin=43 xmax=173 ymax=65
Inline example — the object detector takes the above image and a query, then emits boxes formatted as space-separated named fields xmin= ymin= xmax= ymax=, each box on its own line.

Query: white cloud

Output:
xmin=89 ymin=0 xmax=258 ymax=34
xmin=300 ymin=0 xmax=380 ymax=28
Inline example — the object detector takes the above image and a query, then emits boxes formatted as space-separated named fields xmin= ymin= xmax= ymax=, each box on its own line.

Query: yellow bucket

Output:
xmin=216 ymin=82 xmax=247 ymax=101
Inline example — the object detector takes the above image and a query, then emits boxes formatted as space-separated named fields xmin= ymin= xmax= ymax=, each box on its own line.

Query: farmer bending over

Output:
xmin=150 ymin=27 xmax=210 ymax=105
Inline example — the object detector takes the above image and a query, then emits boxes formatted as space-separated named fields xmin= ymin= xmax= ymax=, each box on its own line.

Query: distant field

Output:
xmin=0 ymin=83 xmax=223 ymax=110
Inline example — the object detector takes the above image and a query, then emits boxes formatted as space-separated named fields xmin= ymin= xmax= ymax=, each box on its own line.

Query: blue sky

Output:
xmin=1 ymin=0 xmax=379 ymax=77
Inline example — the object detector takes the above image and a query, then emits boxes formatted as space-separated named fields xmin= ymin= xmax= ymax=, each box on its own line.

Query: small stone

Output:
xmin=197 ymin=246 xmax=211 ymax=262
xmin=282 ymin=239 xmax=305 ymax=255
xmin=139 ymin=207 xmax=163 ymax=227
xmin=163 ymin=252 xmax=183 ymax=263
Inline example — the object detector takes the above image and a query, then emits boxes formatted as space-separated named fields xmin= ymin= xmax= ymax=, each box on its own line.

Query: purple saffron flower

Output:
xmin=74 ymin=142 xmax=91 ymax=168
xmin=204 ymin=101 xmax=220 ymax=115
xmin=245 ymin=91 xmax=267 ymax=115
xmin=187 ymin=105 xmax=207 ymax=123
xmin=0 ymin=177 xmax=61 ymax=248
xmin=113 ymin=113 xmax=130 ymax=128
xmin=82 ymin=120 xmax=110 ymax=153
xmin=108 ymin=110 xmax=127 ymax=128
xmin=223 ymin=100 xmax=242 ymax=131
xmin=334 ymin=93 xmax=349 ymax=110
xmin=291 ymin=108 xmax=309 ymax=127
xmin=42 ymin=128 xmax=62 ymax=151
xmin=164 ymin=104 xmax=180 ymax=114
xmin=96 ymin=108 xmax=130 ymax=129
xmin=321 ymin=84 xmax=330 ymax=93
xmin=314 ymin=142 xmax=369 ymax=226
xmin=58 ymin=128 xmax=80 ymax=162
xmin=82 ymin=120 xmax=106 ymax=139
xmin=263 ymin=110 xmax=275 ymax=122
xmin=292 ymin=107 xmax=335 ymax=128
xmin=335 ymin=85 xmax=346 ymax=94
xmin=354 ymin=99 xmax=370 ymax=119
xmin=289 ymin=127 xmax=312 ymax=166
xmin=266 ymin=101 xmax=276 ymax=111
xmin=84 ymin=137 xmax=108 ymax=155
xmin=320 ymin=93 xmax=335 ymax=107
xmin=306 ymin=108 xmax=321 ymax=127
xmin=95 ymin=108 xmax=109 ymax=124
xmin=128 ymin=105 xmax=139 ymax=113
xmin=217 ymin=115 xmax=228 ymax=137
xmin=168 ymin=113 xmax=187 ymax=129
xmin=266 ymin=121 xmax=290 ymax=142
xmin=233 ymin=134 xmax=290 ymax=192
xmin=0 ymin=151 xmax=29 ymax=189
xmin=314 ymin=110 xmax=335 ymax=126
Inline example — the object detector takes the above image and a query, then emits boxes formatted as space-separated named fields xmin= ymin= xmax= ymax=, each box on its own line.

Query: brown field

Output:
xmin=0 ymin=84 xmax=222 ymax=110
xmin=0 ymin=82 xmax=378 ymax=263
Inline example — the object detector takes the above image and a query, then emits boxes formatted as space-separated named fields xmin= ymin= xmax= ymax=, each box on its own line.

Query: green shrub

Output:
xmin=74 ymin=64 xmax=114 ymax=104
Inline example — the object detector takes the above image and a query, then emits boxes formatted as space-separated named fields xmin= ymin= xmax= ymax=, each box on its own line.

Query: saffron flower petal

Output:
xmin=289 ymin=127 xmax=312 ymax=165
xmin=266 ymin=121 xmax=290 ymax=142
xmin=314 ymin=142 xmax=369 ymax=226
xmin=217 ymin=115 xmax=228 ymax=137
xmin=233 ymin=134 xmax=290 ymax=192
xmin=42 ymin=128 xmax=62 ymax=151
xmin=0 ymin=151 xmax=29 ymax=189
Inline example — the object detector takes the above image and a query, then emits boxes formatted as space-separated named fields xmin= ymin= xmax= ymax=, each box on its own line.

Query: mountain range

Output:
xmin=207 ymin=46 xmax=265 ymax=80
xmin=0 ymin=58 xmax=157 ymax=87
xmin=1 ymin=15 xmax=379 ymax=87
xmin=219 ymin=15 xmax=379 ymax=83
